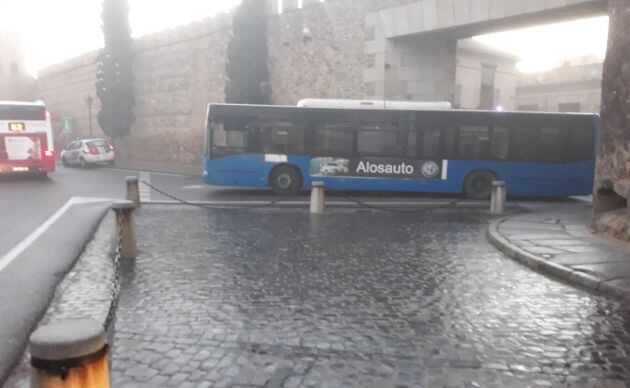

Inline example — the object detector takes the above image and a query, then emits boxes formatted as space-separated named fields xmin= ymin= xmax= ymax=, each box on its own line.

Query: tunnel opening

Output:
xmin=453 ymin=15 xmax=608 ymax=112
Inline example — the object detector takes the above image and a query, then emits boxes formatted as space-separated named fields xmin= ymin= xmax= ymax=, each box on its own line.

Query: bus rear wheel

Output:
xmin=270 ymin=165 xmax=302 ymax=196
xmin=464 ymin=170 xmax=496 ymax=199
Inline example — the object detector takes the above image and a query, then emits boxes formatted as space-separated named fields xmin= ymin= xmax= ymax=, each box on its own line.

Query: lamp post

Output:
xmin=85 ymin=95 xmax=94 ymax=137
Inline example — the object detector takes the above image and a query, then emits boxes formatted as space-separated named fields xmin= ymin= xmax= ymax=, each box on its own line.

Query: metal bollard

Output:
xmin=111 ymin=200 xmax=138 ymax=259
xmin=125 ymin=176 xmax=141 ymax=208
xmin=490 ymin=180 xmax=506 ymax=215
xmin=29 ymin=319 xmax=110 ymax=387
xmin=310 ymin=181 xmax=326 ymax=214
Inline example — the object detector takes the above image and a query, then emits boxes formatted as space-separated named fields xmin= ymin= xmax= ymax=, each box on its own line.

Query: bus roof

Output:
xmin=207 ymin=103 xmax=598 ymax=122
xmin=297 ymin=98 xmax=452 ymax=110
xmin=0 ymin=100 xmax=46 ymax=106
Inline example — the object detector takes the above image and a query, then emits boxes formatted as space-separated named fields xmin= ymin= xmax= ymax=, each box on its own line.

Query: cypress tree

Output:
xmin=225 ymin=0 xmax=270 ymax=104
xmin=95 ymin=0 xmax=135 ymax=138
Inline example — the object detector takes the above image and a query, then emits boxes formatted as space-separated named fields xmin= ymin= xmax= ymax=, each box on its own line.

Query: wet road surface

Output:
xmin=110 ymin=206 xmax=630 ymax=387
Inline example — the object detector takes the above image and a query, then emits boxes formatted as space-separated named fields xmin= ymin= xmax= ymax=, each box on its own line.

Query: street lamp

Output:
xmin=84 ymin=95 xmax=94 ymax=137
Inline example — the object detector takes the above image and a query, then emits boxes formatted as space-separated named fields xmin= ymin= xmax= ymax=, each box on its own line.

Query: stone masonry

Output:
xmin=36 ymin=0 xmax=608 ymax=171
xmin=592 ymin=0 xmax=630 ymax=241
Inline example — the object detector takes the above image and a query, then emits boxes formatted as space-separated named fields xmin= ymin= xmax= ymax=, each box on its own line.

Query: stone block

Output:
xmin=364 ymin=39 xmax=387 ymax=55
xmin=405 ymin=2 xmax=425 ymax=33
xmin=397 ymin=66 xmax=448 ymax=81
xmin=469 ymin=0 xmax=490 ymax=22
xmin=544 ymin=0 xmax=569 ymax=10
xmin=392 ymin=5 xmax=412 ymax=36
xmin=421 ymin=0 xmax=438 ymax=31
xmin=489 ymin=0 xmax=510 ymax=19
xmin=364 ymin=12 xmax=381 ymax=28
xmin=436 ymin=0 xmax=455 ymax=28
xmin=406 ymin=80 xmax=437 ymax=94
xmin=525 ymin=0 xmax=547 ymax=12
xmin=453 ymin=0 xmax=471 ymax=25
xmin=363 ymin=67 xmax=384 ymax=83
xmin=378 ymin=8 xmax=397 ymax=38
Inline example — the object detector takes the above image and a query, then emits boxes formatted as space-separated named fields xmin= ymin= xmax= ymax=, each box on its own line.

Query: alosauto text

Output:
xmin=355 ymin=161 xmax=415 ymax=175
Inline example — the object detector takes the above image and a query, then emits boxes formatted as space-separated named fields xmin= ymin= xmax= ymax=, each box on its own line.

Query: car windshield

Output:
xmin=87 ymin=140 xmax=109 ymax=148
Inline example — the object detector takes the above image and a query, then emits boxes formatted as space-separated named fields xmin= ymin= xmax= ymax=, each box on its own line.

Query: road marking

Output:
xmin=181 ymin=185 xmax=207 ymax=189
xmin=139 ymin=171 xmax=151 ymax=202
xmin=0 ymin=197 xmax=112 ymax=273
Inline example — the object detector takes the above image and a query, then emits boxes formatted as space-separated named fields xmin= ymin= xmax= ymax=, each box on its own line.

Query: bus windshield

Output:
xmin=0 ymin=105 xmax=46 ymax=121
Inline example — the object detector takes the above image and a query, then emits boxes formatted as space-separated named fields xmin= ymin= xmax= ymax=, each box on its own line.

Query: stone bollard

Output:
xmin=125 ymin=176 xmax=141 ymax=209
xmin=111 ymin=200 xmax=138 ymax=259
xmin=490 ymin=180 xmax=506 ymax=215
xmin=29 ymin=319 xmax=110 ymax=387
xmin=310 ymin=181 xmax=325 ymax=214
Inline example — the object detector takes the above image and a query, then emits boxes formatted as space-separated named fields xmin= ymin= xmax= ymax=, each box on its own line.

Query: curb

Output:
xmin=486 ymin=218 xmax=630 ymax=300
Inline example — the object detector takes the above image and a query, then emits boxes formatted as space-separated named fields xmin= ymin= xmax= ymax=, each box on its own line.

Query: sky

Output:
xmin=0 ymin=0 xmax=241 ymax=76
xmin=474 ymin=15 xmax=609 ymax=73
xmin=0 ymin=1 xmax=609 ymax=77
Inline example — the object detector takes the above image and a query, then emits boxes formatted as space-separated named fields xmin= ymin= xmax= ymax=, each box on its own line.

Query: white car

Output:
xmin=60 ymin=138 xmax=115 ymax=168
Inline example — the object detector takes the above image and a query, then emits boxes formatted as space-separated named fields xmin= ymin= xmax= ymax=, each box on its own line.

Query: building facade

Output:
xmin=455 ymin=39 xmax=519 ymax=110
xmin=516 ymin=55 xmax=603 ymax=113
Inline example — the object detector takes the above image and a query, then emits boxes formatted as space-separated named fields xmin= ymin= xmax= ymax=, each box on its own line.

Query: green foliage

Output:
xmin=225 ymin=0 xmax=270 ymax=104
xmin=96 ymin=0 xmax=135 ymax=138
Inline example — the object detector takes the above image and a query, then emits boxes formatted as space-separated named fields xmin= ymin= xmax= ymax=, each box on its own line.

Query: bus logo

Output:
xmin=421 ymin=161 xmax=440 ymax=178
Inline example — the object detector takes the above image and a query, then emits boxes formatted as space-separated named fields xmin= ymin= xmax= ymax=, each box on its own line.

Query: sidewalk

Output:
xmin=487 ymin=203 xmax=630 ymax=299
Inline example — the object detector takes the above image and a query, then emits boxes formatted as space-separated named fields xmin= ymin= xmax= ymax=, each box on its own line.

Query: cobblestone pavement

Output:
xmin=489 ymin=202 xmax=630 ymax=298
xmin=108 ymin=206 xmax=630 ymax=387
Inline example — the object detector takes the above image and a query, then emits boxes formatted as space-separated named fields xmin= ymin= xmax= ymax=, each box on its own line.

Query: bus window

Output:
xmin=314 ymin=127 xmax=354 ymax=155
xmin=212 ymin=122 xmax=248 ymax=152
xmin=539 ymin=127 xmax=564 ymax=162
xmin=263 ymin=121 xmax=305 ymax=154
xmin=419 ymin=128 xmax=441 ymax=159
xmin=458 ymin=125 xmax=490 ymax=160
xmin=510 ymin=127 xmax=538 ymax=161
xmin=358 ymin=130 xmax=399 ymax=157
xmin=490 ymin=126 xmax=510 ymax=160
xmin=407 ymin=131 xmax=418 ymax=158
xmin=568 ymin=127 xmax=593 ymax=161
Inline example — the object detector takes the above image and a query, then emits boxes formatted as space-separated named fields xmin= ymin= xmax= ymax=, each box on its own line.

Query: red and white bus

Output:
xmin=0 ymin=101 xmax=55 ymax=176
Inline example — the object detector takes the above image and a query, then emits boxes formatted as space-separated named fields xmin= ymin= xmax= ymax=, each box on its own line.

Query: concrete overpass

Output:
xmin=362 ymin=0 xmax=608 ymax=101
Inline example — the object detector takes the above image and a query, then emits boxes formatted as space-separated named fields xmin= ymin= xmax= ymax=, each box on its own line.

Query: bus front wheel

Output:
xmin=464 ymin=170 xmax=496 ymax=199
xmin=270 ymin=165 xmax=302 ymax=196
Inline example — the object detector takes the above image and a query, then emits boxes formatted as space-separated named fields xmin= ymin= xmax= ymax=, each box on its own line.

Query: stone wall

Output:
xmin=592 ymin=0 xmax=630 ymax=241
xmin=37 ymin=52 xmax=100 ymax=151
xmin=127 ymin=14 xmax=232 ymax=165
xmin=37 ymin=0 xmax=377 ymax=168
xmin=37 ymin=13 xmax=233 ymax=165
xmin=37 ymin=0 xmax=609 ymax=170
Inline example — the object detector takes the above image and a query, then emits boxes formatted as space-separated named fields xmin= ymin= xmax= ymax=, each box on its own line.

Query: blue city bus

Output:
xmin=203 ymin=103 xmax=598 ymax=198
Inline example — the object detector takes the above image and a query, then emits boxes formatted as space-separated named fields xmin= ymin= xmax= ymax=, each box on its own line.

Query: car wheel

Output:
xmin=270 ymin=165 xmax=302 ymax=196
xmin=79 ymin=157 xmax=88 ymax=169
xmin=463 ymin=170 xmax=496 ymax=199
xmin=61 ymin=156 xmax=69 ymax=167
xmin=107 ymin=160 xmax=115 ymax=166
